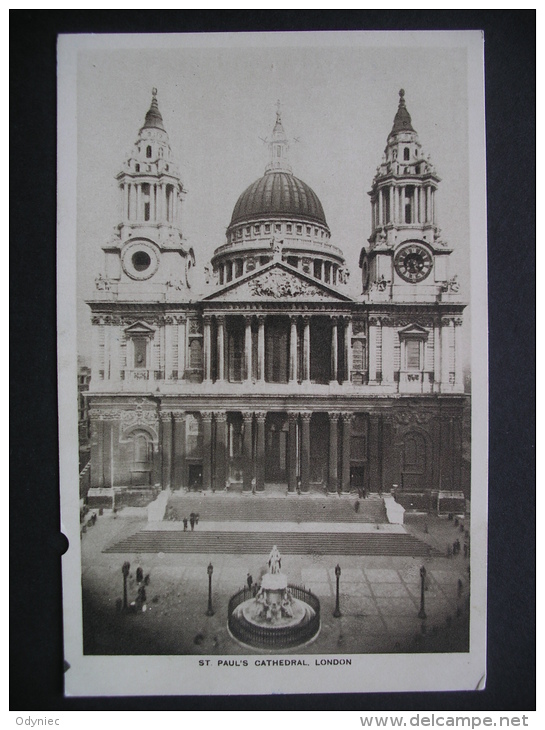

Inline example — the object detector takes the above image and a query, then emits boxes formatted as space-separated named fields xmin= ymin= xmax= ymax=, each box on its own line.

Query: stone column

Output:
xmin=345 ymin=317 xmax=353 ymax=383
xmin=203 ymin=316 xmax=212 ymax=383
xmin=454 ymin=318 xmax=463 ymax=389
xmin=257 ymin=316 xmax=266 ymax=382
xmin=303 ymin=316 xmax=311 ymax=383
xmin=288 ymin=412 xmax=298 ymax=493
xmin=164 ymin=320 xmax=173 ymax=381
xmin=381 ymin=324 xmax=394 ymax=383
xmin=216 ymin=315 xmax=225 ymax=382
xmin=90 ymin=413 xmax=105 ymax=488
xmin=244 ymin=315 xmax=253 ymax=382
xmin=201 ymin=411 xmax=213 ymax=490
xmin=426 ymin=186 xmax=431 ymax=223
xmin=440 ymin=318 xmax=452 ymax=389
xmin=242 ymin=412 xmax=254 ymax=492
xmin=389 ymin=186 xmax=394 ymax=224
xmin=433 ymin=319 xmax=441 ymax=390
xmin=368 ymin=318 xmax=378 ymax=383
xmin=215 ymin=412 xmax=227 ymax=491
xmin=341 ymin=412 xmax=352 ymax=493
xmin=330 ymin=317 xmax=338 ymax=383
xmin=300 ymin=411 xmax=311 ymax=493
xmin=289 ymin=315 xmax=298 ymax=382
xmin=150 ymin=183 xmax=156 ymax=221
xmin=328 ymin=412 xmax=339 ymax=493
xmin=176 ymin=316 xmax=186 ymax=379
xmin=255 ymin=412 xmax=266 ymax=492
xmin=368 ymin=414 xmax=381 ymax=494
xmin=160 ymin=411 xmax=173 ymax=490
xmin=378 ymin=187 xmax=383 ymax=225
xmin=124 ymin=183 xmax=129 ymax=222
xmin=172 ymin=410 xmax=185 ymax=489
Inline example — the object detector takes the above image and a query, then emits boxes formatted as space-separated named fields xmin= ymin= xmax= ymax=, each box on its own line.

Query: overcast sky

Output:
xmin=73 ymin=33 xmax=478 ymax=364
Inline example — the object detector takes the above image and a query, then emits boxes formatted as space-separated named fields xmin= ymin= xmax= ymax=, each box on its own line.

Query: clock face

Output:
xmin=394 ymin=244 xmax=433 ymax=283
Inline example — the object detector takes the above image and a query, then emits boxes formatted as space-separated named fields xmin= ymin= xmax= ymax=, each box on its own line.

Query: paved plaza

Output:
xmin=80 ymin=503 xmax=470 ymax=656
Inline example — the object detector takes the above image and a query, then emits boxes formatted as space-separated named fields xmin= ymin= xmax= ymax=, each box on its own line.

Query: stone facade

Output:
xmin=85 ymin=89 xmax=469 ymax=507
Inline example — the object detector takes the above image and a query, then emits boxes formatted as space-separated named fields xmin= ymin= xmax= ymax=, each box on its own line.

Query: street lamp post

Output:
xmin=418 ymin=565 xmax=427 ymax=619
xmin=122 ymin=561 xmax=130 ymax=611
xmin=206 ymin=562 xmax=214 ymax=616
xmin=333 ymin=564 xmax=342 ymax=618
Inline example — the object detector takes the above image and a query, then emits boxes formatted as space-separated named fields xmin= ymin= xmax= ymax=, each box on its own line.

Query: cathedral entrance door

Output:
xmin=265 ymin=416 xmax=288 ymax=484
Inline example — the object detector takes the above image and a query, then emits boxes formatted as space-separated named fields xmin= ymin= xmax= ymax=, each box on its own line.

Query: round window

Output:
xmin=132 ymin=251 xmax=151 ymax=271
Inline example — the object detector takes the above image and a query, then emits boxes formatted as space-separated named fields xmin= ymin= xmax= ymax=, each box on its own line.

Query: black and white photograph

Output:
xmin=57 ymin=30 xmax=488 ymax=696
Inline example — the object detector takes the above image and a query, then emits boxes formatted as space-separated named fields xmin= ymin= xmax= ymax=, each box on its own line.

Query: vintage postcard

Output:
xmin=57 ymin=31 xmax=488 ymax=696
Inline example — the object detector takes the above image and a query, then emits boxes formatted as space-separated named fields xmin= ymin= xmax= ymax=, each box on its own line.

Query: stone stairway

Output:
xmin=104 ymin=529 xmax=439 ymax=557
xmin=165 ymin=493 xmax=387 ymax=524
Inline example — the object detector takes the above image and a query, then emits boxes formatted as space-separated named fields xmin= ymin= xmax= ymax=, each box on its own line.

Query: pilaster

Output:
xmin=300 ymin=412 xmax=312 ymax=493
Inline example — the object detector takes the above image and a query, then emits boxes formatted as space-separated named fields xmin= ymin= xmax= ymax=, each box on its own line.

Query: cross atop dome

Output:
xmin=265 ymin=101 xmax=292 ymax=174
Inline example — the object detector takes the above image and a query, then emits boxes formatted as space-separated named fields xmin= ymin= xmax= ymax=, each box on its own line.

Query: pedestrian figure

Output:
xmin=457 ymin=578 xmax=463 ymax=598
xmin=195 ymin=513 xmax=200 ymax=525
xmin=183 ymin=517 xmax=188 ymax=531
xmin=354 ymin=499 xmax=360 ymax=513
xmin=144 ymin=573 xmax=150 ymax=586
xmin=136 ymin=567 xmax=143 ymax=583
xmin=454 ymin=517 xmax=459 ymax=527
xmin=460 ymin=523 xmax=465 ymax=533
xmin=362 ymin=487 xmax=367 ymax=499
xmin=247 ymin=573 xmax=253 ymax=592
xmin=189 ymin=513 xmax=195 ymax=531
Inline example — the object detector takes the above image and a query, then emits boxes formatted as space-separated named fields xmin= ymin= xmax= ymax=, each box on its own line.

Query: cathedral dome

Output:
xmin=229 ymin=171 xmax=328 ymax=228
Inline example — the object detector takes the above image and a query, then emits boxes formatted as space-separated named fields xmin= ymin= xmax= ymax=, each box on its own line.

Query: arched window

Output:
xmin=146 ymin=145 xmax=152 ymax=158
xmin=189 ymin=340 xmax=203 ymax=369
xmin=404 ymin=147 xmax=410 ymax=161
xmin=135 ymin=163 xmax=140 ymax=172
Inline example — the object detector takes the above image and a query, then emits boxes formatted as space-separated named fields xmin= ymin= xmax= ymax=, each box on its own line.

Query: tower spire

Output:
xmin=265 ymin=101 xmax=292 ymax=174
xmin=389 ymin=88 xmax=415 ymax=137
xmin=141 ymin=87 xmax=166 ymax=132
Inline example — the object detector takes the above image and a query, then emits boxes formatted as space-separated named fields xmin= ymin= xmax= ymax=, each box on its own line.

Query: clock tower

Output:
xmin=361 ymin=89 xmax=457 ymax=304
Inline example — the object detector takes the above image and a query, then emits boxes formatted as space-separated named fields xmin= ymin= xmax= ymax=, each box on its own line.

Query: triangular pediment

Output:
xmin=124 ymin=320 xmax=156 ymax=335
xmin=204 ymin=262 xmax=353 ymax=302
xmin=398 ymin=323 xmax=429 ymax=339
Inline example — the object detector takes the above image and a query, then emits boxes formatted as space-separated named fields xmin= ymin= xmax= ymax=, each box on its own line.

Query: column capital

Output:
xmin=341 ymin=411 xmax=353 ymax=422
xmin=299 ymin=411 xmax=312 ymax=422
xmin=257 ymin=314 xmax=266 ymax=324
xmin=216 ymin=314 xmax=225 ymax=326
xmin=159 ymin=410 xmax=172 ymax=423
xmin=290 ymin=314 xmax=299 ymax=324
xmin=200 ymin=410 xmax=214 ymax=423
xmin=171 ymin=410 xmax=185 ymax=422
xmin=215 ymin=411 xmax=228 ymax=423
xmin=242 ymin=411 xmax=254 ymax=423
xmin=329 ymin=412 xmax=341 ymax=423
xmin=287 ymin=411 xmax=299 ymax=423
xmin=255 ymin=411 xmax=267 ymax=423
xmin=244 ymin=314 xmax=253 ymax=325
xmin=203 ymin=314 xmax=212 ymax=325
xmin=302 ymin=315 xmax=310 ymax=325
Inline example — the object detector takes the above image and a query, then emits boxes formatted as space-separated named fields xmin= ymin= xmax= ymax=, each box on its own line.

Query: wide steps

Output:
xmin=166 ymin=495 xmax=387 ymax=524
xmin=104 ymin=530 xmax=438 ymax=557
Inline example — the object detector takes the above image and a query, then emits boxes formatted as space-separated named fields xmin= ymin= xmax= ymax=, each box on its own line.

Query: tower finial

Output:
xmin=152 ymin=87 xmax=158 ymax=98
xmin=265 ymin=102 xmax=292 ymax=174
xmin=389 ymin=88 xmax=414 ymax=136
